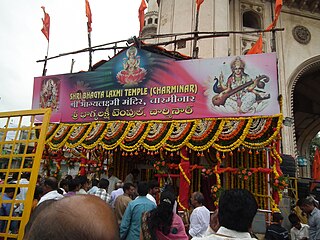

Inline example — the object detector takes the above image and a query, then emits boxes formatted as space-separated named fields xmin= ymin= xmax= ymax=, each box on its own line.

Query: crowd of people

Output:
xmin=1 ymin=169 xmax=320 ymax=240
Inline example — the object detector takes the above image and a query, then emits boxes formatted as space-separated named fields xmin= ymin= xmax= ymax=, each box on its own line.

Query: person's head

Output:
xmin=98 ymin=178 xmax=110 ymax=190
xmin=272 ymin=212 xmax=284 ymax=224
xmin=59 ymin=179 xmax=69 ymax=192
xmin=218 ymin=189 xmax=258 ymax=232
xmin=297 ymin=196 xmax=317 ymax=214
xmin=148 ymin=180 xmax=160 ymax=196
xmin=68 ymin=179 xmax=80 ymax=192
xmin=147 ymin=190 xmax=176 ymax=238
xmin=76 ymin=175 xmax=89 ymax=191
xmin=123 ymin=182 xmax=135 ymax=198
xmin=24 ymin=195 xmax=120 ymax=240
xmin=21 ymin=172 xmax=31 ymax=180
xmin=288 ymin=213 xmax=302 ymax=230
xmin=190 ymin=191 xmax=205 ymax=208
xmin=137 ymin=181 xmax=149 ymax=196
xmin=34 ymin=185 xmax=44 ymax=201
xmin=65 ymin=175 xmax=73 ymax=181
xmin=91 ymin=178 xmax=99 ymax=188
xmin=108 ymin=167 xmax=114 ymax=178
xmin=4 ymin=187 xmax=16 ymax=199
xmin=42 ymin=177 xmax=59 ymax=194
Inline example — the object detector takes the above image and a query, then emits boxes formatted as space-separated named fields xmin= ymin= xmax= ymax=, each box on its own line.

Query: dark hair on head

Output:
xmin=218 ymin=189 xmax=258 ymax=232
xmin=75 ymin=175 xmax=88 ymax=187
xmin=34 ymin=185 xmax=43 ymax=200
xmin=148 ymin=180 xmax=159 ymax=190
xmin=147 ymin=190 xmax=175 ymax=239
xmin=98 ymin=178 xmax=109 ymax=189
xmin=91 ymin=179 xmax=99 ymax=187
xmin=65 ymin=175 xmax=73 ymax=181
xmin=68 ymin=179 xmax=80 ymax=192
xmin=297 ymin=196 xmax=318 ymax=207
xmin=193 ymin=192 xmax=205 ymax=205
xmin=272 ymin=212 xmax=284 ymax=222
xmin=288 ymin=213 xmax=300 ymax=225
xmin=137 ymin=181 xmax=149 ymax=196
xmin=59 ymin=179 xmax=68 ymax=189
xmin=123 ymin=182 xmax=135 ymax=192
xmin=44 ymin=177 xmax=59 ymax=190
xmin=21 ymin=172 xmax=31 ymax=179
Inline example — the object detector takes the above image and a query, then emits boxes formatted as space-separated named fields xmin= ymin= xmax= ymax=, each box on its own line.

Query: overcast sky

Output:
xmin=0 ymin=0 xmax=142 ymax=114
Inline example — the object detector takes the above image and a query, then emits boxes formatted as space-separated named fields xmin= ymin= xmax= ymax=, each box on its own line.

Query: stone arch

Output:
xmin=287 ymin=55 xmax=320 ymax=168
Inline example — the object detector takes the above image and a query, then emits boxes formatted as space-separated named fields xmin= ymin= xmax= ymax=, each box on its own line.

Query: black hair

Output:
xmin=98 ymin=178 xmax=110 ymax=189
xmin=288 ymin=213 xmax=300 ymax=225
xmin=123 ymin=182 xmax=135 ymax=192
xmin=147 ymin=190 xmax=175 ymax=240
xmin=59 ymin=179 xmax=68 ymax=189
xmin=137 ymin=181 xmax=149 ymax=196
xmin=148 ymin=180 xmax=159 ymax=190
xmin=68 ymin=179 xmax=80 ymax=192
xmin=218 ymin=189 xmax=258 ymax=232
xmin=44 ymin=177 xmax=59 ymax=190
xmin=91 ymin=179 xmax=99 ymax=187
xmin=272 ymin=212 xmax=284 ymax=223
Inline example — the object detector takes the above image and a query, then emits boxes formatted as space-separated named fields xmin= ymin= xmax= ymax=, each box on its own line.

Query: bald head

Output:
xmin=24 ymin=195 xmax=119 ymax=240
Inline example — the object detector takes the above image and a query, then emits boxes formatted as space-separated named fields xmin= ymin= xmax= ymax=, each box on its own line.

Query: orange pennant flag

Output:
xmin=310 ymin=148 xmax=320 ymax=191
xmin=85 ymin=0 xmax=92 ymax=32
xmin=41 ymin=6 xmax=50 ymax=41
xmin=196 ymin=0 xmax=204 ymax=11
xmin=267 ymin=0 xmax=283 ymax=30
xmin=139 ymin=0 xmax=147 ymax=35
xmin=247 ymin=34 xmax=263 ymax=55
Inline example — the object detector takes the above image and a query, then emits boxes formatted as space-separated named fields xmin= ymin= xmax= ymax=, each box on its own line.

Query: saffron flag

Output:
xmin=267 ymin=0 xmax=283 ymax=30
xmin=139 ymin=0 xmax=147 ymax=34
xmin=85 ymin=0 xmax=92 ymax=32
xmin=41 ymin=6 xmax=50 ymax=41
xmin=310 ymin=148 xmax=320 ymax=191
xmin=247 ymin=34 xmax=263 ymax=54
xmin=196 ymin=0 xmax=204 ymax=11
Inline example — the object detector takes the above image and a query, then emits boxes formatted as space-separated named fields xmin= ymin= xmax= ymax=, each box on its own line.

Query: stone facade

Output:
xmin=141 ymin=0 xmax=320 ymax=177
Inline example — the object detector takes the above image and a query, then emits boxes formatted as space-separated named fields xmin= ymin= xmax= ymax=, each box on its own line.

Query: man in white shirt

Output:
xmin=288 ymin=213 xmax=309 ymax=240
xmin=106 ymin=167 xmax=120 ymax=194
xmin=38 ymin=177 xmax=63 ymax=205
xmin=146 ymin=180 xmax=160 ymax=205
xmin=189 ymin=191 xmax=210 ymax=238
xmin=192 ymin=189 xmax=258 ymax=240
xmin=109 ymin=181 xmax=124 ymax=207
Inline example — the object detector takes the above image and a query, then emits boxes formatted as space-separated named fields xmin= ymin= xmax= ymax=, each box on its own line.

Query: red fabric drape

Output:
xmin=311 ymin=148 xmax=320 ymax=191
xmin=178 ymin=148 xmax=191 ymax=210
xmin=196 ymin=0 xmax=204 ymax=11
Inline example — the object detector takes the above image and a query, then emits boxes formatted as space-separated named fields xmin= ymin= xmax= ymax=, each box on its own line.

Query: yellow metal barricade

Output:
xmin=0 ymin=109 xmax=51 ymax=240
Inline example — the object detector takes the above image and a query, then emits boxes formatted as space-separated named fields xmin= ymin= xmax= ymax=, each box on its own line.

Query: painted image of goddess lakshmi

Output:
xmin=39 ymin=78 xmax=60 ymax=111
xmin=116 ymin=46 xmax=147 ymax=87
xmin=211 ymin=56 xmax=270 ymax=114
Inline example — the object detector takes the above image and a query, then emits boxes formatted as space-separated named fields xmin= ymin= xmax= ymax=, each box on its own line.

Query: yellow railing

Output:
xmin=0 ymin=109 xmax=51 ymax=240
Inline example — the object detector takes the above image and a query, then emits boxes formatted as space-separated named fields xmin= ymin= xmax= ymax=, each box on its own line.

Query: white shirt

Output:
xmin=189 ymin=205 xmax=210 ymax=237
xmin=146 ymin=193 xmax=157 ymax=205
xmin=290 ymin=224 xmax=309 ymax=240
xmin=192 ymin=226 xmax=255 ymax=239
xmin=38 ymin=190 xmax=63 ymax=205
xmin=15 ymin=178 xmax=29 ymax=214
xmin=110 ymin=188 xmax=124 ymax=207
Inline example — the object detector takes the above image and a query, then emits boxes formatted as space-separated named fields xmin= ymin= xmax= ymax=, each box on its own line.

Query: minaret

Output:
xmin=141 ymin=0 xmax=159 ymax=39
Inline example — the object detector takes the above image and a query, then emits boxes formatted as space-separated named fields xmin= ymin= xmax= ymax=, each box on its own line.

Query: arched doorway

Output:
xmin=289 ymin=56 xmax=320 ymax=177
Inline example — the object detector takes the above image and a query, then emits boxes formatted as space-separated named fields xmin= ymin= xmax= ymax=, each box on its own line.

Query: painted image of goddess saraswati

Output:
xmin=210 ymin=56 xmax=270 ymax=114
xmin=39 ymin=78 xmax=60 ymax=111
xmin=116 ymin=46 xmax=147 ymax=87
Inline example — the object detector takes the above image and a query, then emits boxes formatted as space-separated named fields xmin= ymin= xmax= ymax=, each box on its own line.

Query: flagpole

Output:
xmin=42 ymin=41 xmax=50 ymax=76
xmin=87 ymin=29 xmax=92 ymax=71
xmin=192 ymin=9 xmax=199 ymax=59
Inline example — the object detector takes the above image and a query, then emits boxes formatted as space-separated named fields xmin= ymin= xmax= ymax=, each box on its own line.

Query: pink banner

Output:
xmin=32 ymin=48 xmax=279 ymax=123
